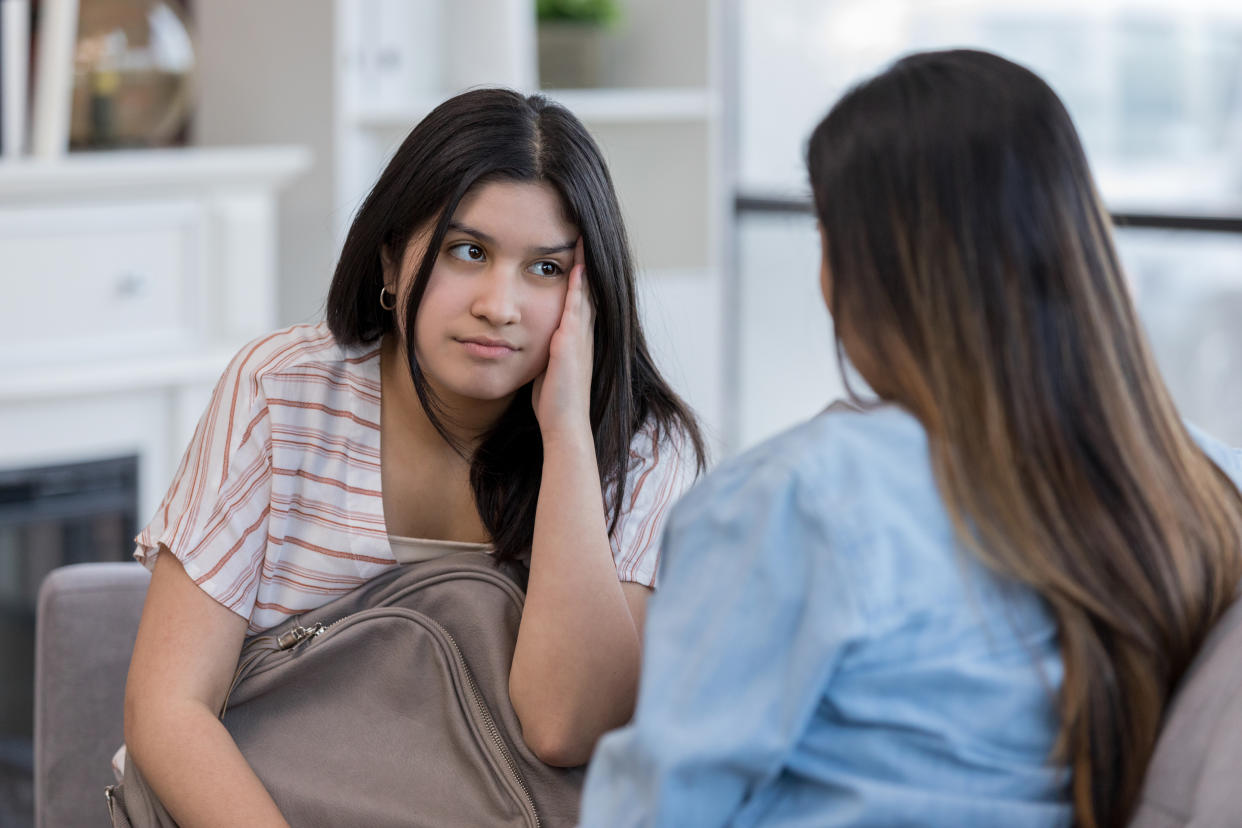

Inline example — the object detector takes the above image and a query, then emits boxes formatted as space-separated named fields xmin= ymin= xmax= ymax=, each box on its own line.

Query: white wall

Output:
xmin=193 ymin=0 xmax=338 ymax=327
xmin=735 ymin=212 xmax=845 ymax=449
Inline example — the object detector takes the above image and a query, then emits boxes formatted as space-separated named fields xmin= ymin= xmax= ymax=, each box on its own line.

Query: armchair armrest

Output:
xmin=35 ymin=563 xmax=149 ymax=828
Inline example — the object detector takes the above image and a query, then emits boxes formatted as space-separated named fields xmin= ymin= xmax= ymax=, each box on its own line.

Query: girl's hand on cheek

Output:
xmin=532 ymin=238 xmax=594 ymax=444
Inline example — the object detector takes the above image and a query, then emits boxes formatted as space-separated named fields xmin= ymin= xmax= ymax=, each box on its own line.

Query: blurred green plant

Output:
xmin=536 ymin=0 xmax=621 ymax=26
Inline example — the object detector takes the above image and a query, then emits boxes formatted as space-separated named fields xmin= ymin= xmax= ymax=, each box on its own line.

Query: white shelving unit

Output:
xmin=353 ymin=87 xmax=715 ymax=130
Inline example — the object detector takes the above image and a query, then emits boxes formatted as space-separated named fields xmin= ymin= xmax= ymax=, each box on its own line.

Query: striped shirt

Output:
xmin=135 ymin=322 xmax=697 ymax=633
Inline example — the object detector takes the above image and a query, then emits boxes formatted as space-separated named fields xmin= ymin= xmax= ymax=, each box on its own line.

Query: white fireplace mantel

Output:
xmin=0 ymin=145 xmax=311 ymax=520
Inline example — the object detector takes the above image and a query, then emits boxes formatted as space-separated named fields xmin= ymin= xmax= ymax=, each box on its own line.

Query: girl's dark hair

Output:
xmin=327 ymin=88 xmax=705 ymax=565
xmin=806 ymin=49 xmax=1242 ymax=828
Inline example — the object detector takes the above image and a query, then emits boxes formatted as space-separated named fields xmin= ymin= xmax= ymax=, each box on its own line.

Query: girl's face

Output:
xmin=385 ymin=180 xmax=579 ymax=408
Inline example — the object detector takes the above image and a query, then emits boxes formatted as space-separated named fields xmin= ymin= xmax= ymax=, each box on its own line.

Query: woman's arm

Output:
xmin=124 ymin=551 xmax=290 ymax=827
xmin=511 ymin=242 xmax=647 ymax=766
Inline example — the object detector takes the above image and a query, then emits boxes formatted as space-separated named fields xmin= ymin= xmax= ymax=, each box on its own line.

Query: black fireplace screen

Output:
xmin=0 ymin=455 xmax=138 ymax=824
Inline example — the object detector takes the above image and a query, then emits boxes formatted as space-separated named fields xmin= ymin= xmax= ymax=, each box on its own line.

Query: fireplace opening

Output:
xmin=0 ymin=455 xmax=138 ymax=827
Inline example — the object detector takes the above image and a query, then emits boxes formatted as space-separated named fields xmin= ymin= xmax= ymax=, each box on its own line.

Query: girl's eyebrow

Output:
xmin=447 ymin=220 xmax=575 ymax=256
xmin=533 ymin=241 xmax=576 ymax=256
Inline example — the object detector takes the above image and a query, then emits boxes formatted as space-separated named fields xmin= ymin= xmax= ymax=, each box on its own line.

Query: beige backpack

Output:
xmin=106 ymin=552 xmax=583 ymax=827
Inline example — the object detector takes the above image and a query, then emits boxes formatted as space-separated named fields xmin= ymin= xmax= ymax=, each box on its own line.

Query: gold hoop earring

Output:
xmin=379 ymin=287 xmax=396 ymax=311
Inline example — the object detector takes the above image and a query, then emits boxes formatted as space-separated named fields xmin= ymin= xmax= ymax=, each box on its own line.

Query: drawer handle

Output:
xmin=113 ymin=273 xmax=148 ymax=300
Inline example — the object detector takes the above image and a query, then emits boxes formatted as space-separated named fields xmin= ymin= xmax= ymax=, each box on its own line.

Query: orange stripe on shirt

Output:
xmin=221 ymin=329 xmax=312 ymax=483
xmin=270 ymin=435 xmax=381 ymax=471
xmin=267 ymin=398 xmax=381 ymax=431
xmin=270 ymin=424 xmax=380 ymax=459
xmin=625 ymin=453 xmax=680 ymax=579
xmin=270 ymin=492 xmax=385 ymax=526
xmin=274 ymin=534 xmax=392 ymax=565
xmin=273 ymin=369 xmax=382 ymax=402
xmin=191 ymin=504 xmax=272 ymax=585
xmin=271 ymin=466 xmax=383 ymax=496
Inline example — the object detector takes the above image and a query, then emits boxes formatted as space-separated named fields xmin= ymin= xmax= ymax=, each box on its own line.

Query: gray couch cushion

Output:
xmin=35 ymin=563 xmax=149 ymax=828
xmin=1128 ymin=595 xmax=1242 ymax=827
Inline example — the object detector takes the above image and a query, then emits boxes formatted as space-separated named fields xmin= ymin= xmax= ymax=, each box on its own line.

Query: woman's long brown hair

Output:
xmin=807 ymin=49 xmax=1242 ymax=827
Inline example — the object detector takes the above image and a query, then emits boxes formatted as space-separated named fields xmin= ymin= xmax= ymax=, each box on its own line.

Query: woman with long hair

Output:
xmin=121 ymin=88 xmax=704 ymax=825
xmin=580 ymin=49 xmax=1242 ymax=827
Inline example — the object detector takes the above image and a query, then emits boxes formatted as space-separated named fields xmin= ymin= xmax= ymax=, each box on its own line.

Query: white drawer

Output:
xmin=0 ymin=201 xmax=206 ymax=364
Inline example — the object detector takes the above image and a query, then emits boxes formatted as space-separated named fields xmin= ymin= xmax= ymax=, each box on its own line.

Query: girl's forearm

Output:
xmin=511 ymin=427 xmax=642 ymax=766
xmin=125 ymin=702 xmax=290 ymax=828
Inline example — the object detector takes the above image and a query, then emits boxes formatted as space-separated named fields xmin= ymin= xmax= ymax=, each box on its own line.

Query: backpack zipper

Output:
xmin=266 ymin=611 xmax=540 ymax=827
xmin=276 ymin=621 xmax=326 ymax=649
xmin=441 ymin=625 xmax=541 ymax=828
xmin=104 ymin=785 xmax=119 ymax=823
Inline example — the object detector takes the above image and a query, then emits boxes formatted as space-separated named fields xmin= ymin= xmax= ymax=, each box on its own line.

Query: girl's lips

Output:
xmin=458 ymin=338 xmax=517 ymax=358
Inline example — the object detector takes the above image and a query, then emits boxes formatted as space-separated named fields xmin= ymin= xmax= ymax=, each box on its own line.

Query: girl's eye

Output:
xmin=448 ymin=242 xmax=485 ymax=262
xmin=529 ymin=261 xmax=562 ymax=278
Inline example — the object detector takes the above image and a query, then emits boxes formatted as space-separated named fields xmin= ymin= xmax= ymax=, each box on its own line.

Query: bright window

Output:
xmin=731 ymin=0 xmax=1242 ymax=447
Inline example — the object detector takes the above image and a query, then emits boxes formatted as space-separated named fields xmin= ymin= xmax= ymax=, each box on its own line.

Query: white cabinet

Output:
xmin=0 ymin=146 xmax=310 ymax=517
xmin=0 ymin=200 xmax=205 ymax=364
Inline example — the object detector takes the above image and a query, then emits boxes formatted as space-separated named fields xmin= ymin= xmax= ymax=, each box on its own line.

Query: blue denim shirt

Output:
xmin=580 ymin=405 xmax=1242 ymax=827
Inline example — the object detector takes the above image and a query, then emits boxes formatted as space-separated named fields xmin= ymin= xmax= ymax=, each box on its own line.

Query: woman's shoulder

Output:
xmin=666 ymin=405 xmax=1043 ymax=637
xmin=222 ymin=322 xmax=383 ymax=404
xmin=683 ymin=402 xmax=933 ymax=510
xmin=668 ymin=403 xmax=954 ymax=595
xmin=1186 ymin=422 xmax=1242 ymax=490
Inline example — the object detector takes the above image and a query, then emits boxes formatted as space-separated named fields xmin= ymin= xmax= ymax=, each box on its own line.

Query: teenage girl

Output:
xmin=580 ymin=49 xmax=1242 ymax=828
xmin=121 ymin=88 xmax=705 ymax=825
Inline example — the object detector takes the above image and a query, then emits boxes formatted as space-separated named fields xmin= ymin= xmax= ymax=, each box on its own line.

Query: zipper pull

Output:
xmin=277 ymin=622 xmax=326 ymax=650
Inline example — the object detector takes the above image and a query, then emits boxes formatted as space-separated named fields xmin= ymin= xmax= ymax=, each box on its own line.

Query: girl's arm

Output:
xmin=511 ymin=426 xmax=648 ymax=766
xmin=510 ymin=242 xmax=646 ymax=766
xmin=124 ymin=551 xmax=290 ymax=827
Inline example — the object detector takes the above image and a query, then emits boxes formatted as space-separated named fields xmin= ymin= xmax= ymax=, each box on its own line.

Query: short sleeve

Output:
xmin=134 ymin=341 xmax=274 ymax=622
xmin=608 ymin=421 xmax=700 ymax=587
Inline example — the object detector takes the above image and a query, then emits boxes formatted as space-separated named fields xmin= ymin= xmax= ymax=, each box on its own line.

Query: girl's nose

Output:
xmin=470 ymin=268 xmax=521 ymax=326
